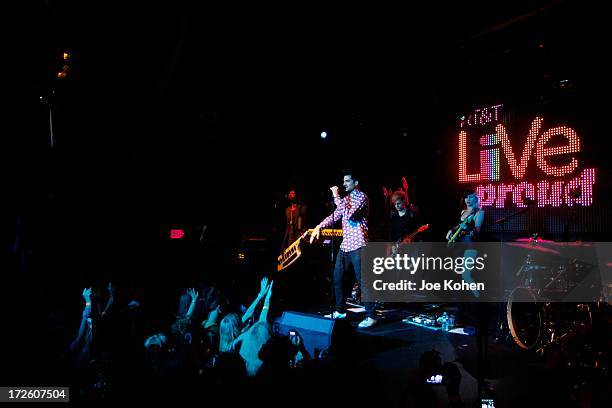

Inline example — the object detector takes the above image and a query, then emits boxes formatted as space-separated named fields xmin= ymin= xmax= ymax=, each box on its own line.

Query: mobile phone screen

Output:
xmin=426 ymin=374 xmax=444 ymax=384
xmin=481 ymin=399 xmax=495 ymax=408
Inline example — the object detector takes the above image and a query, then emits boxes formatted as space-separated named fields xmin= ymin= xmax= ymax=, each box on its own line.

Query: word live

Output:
xmin=459 ymin=116 xmax=597 ymax=208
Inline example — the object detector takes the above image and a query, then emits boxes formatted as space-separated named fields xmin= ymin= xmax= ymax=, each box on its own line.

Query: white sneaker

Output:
xmin=358 ymin=317 xmax=377 ymax=328
xmin=331 ymin=311 xmax=347 ymax=319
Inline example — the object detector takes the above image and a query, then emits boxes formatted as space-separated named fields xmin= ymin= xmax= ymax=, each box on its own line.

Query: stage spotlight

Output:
xmin=320 ymin=131 xmax=328 ymax=139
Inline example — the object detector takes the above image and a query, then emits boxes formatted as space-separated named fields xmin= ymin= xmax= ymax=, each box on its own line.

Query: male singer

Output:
xmin=311 ymin=170 xmax=376 ymax=328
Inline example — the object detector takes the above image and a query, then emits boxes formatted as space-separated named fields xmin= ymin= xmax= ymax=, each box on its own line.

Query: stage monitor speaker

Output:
xmin=273 ymin=311 xmax=350 ymax=358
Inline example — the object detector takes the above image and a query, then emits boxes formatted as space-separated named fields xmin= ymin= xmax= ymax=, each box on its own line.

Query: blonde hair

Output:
xmin=219 ymin=313 xmax=241 ymax=353
xmin=239 ymin=321 xmax=272 ymax=377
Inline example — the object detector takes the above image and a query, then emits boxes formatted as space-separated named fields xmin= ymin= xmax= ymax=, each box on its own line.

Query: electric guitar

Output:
xmin=447 ymin=212 xmax=478 ymax=246
xmin=277 ymin=228 xmax=343 ymax=271
xmin=390 ymin=224 xmax=429 ymax=255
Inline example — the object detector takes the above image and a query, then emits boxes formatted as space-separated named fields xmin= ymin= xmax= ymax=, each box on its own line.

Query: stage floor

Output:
xmin=289 ymin=303 xmax=603 ymax=407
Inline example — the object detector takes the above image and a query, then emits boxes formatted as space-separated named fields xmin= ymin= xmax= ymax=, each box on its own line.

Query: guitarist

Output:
xmin=446 ymin=191 xmax=484 ymax=244
xmin=390 ymin=190 xmax=421 ymax=243
xmin=446 ymin=191 xmax=484 ymax=299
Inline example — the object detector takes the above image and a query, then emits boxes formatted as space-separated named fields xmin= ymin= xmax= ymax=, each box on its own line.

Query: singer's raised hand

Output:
xmin=330 ymin=186 xmax=340 ymax=198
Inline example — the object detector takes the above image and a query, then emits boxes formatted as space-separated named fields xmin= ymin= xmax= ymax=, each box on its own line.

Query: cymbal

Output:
xmin=540 ymin=241 xmax=593 ymax=248
xmin=513 ymin=237 xmax=556 ymax=244
xmin=512 ymin=238 xmax=593 ymax=250
xmin=507 ymin=242 xmax=561 ymax=255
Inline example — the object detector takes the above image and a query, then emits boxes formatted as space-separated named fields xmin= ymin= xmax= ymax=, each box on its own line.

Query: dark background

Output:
xmin=3 ymin=0 xmax=611 ymax=383
xmin=7 ymin=0 xmax=611 ymax=281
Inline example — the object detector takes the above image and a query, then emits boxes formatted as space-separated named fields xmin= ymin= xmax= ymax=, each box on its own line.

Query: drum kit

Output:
xmin=504 ymin=235 xmax=600 ymax=354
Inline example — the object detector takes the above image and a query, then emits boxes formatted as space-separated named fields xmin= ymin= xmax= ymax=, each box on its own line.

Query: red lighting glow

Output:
xmin=170 ymin=229 xmax=185 ymax=239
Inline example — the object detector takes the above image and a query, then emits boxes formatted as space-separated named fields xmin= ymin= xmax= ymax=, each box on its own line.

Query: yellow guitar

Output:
xmin=447 ymin=213 xmax=477 ymax=245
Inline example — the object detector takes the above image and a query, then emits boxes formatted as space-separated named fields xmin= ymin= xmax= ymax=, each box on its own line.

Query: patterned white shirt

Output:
xmin=318 ymin=189 xmax=368 ymax=252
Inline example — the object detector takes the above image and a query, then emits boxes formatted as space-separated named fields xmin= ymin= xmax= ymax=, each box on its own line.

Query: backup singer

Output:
xmin=281 ymin=189 xmax=308 ymax=250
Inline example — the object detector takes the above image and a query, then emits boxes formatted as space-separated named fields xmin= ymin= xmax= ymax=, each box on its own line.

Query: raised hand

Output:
xmin=264 ymin=281 xmax=274 ymax=305
xmin=82 ymin=288 xmax=92 ymax=304
xmin=258 ymin=280 xmax=274 ymax=323
xmin=186 ymin=288 xmax=199 ymax=303
xmin=330 ymin=186 xmax=340 ymax=197
xmin=259 ymin=277 xmax=270 ymax=297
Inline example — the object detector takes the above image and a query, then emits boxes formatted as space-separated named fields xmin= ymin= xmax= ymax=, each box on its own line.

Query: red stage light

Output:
xmin=170 ymin=229 xmax=185 ymax=239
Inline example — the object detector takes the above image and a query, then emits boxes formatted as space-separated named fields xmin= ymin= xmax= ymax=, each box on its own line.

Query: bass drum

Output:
xmin=507 ymin=287 xmax=542 ymax=350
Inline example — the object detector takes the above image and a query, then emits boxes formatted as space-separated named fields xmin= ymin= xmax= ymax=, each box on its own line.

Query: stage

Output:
xmin=286 ymin=303 xmax=608 ymax=407
xmin=6 ymin=1 xmax=612 ymax=405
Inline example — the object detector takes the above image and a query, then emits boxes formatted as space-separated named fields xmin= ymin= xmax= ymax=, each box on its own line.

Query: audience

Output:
xmin=58 ymin=274 xmax=476 ymax=407
xmin=218 ymin=312 xmax=242 ymax=353
xmin=238 ymin=321 xmax=272 ymax=377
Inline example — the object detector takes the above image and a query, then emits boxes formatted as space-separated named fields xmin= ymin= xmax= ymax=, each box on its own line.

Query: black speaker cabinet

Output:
xmin=273 ymin=311 xmax=350 ymax=358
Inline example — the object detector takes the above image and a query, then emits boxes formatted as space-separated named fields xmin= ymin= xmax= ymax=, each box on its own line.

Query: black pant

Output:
xmin=334 ymin=247 xmax=375 ymax=318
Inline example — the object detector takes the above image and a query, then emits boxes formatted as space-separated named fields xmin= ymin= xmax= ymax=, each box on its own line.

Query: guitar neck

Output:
xmin=449 ymin=227 xmax=463 ymax=243
xmin=449 ymin=215 xmax=474 ymax=242
xmin=306 ymin=228 xmax=343 ymax=237
xmin=406 ymin=230 xmax=419 ymax=241
xmin=398 ymin=224 xmax=428 ymax=244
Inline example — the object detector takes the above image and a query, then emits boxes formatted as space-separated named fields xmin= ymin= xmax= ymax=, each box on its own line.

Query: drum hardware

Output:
xmin=506 ymin=286 xmax=593 ymax=354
